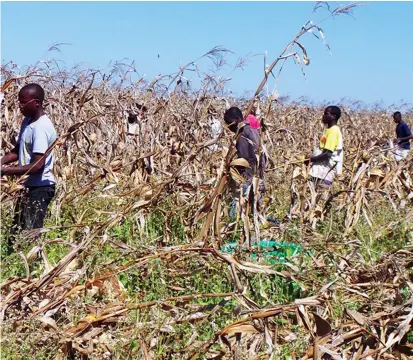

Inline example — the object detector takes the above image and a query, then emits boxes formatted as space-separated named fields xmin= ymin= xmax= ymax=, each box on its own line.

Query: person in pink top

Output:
xmin=246 ymin=108 xmax=260 ymax=129
xmin=247 ymin=114 xmax=260 ymax=129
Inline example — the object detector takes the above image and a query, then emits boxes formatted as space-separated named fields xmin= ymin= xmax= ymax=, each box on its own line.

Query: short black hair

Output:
xmin=19 ymin=83 xmax=45 ymax=103
xmin=326 ymin=105 xmax=341 ymax=120
xmin=224 ymin=106 xmax=243 ymax=125
xmin=128 ymin=113 xmax=138 ymax=124
xmin=393 ymin=111 xmax=401 ymax=118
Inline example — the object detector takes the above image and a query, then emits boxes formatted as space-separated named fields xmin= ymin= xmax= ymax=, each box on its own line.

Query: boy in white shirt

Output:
xmin=1 ymin=83 xmax=57 ymax=252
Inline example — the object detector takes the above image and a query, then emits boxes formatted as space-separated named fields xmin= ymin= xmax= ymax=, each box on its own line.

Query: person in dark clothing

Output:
xmin=1 ymin=84 xmax=57 ymax=253
xmin=223 ymin=107 xmax=266 ymax=218
xmin=392 ymin=112 xmax=412 ymax=160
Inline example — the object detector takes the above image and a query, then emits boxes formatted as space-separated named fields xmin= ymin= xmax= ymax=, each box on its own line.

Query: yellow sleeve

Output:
xmin=323 ymin=126 xmax=340 ymax=152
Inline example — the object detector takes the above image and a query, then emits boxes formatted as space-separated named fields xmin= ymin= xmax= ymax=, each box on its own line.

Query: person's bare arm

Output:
xmin=310 ymin=149 xmax=333 ymax=163
xmin=304 ymin=149 xmax=332 ymax=165
xmin=395 ymin=134 xmax=413 ymax=143
xmin=0 ymin=146 xmax=19 ymax=166
xmin=1 ymin=153 xmax=45 ymax=176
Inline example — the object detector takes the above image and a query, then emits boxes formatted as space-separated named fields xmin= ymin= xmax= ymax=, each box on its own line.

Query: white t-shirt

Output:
xmin=17 ymin=115 xmax=57 ymax=187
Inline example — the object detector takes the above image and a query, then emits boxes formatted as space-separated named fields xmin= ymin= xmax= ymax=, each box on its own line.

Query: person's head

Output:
xmin=322 ymin=105 xmax=341 ymax=127
xmin=224 ymin=106 xmax=243 ymax=133
xmin=128 ymin=113 xmax=138 ymax=124
xmin=18 ymin=83 xmax=45 ymax=117
xmin=393 ymin=111 xmax=402 ymax=124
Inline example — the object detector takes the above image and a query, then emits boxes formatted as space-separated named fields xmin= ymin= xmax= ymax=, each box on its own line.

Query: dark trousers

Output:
xmin=8 ymin=185 xmax=55 ymax=249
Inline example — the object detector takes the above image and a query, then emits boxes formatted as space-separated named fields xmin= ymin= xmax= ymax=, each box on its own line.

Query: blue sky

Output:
xmin=1 ymin=1 xmax=413 ymax=106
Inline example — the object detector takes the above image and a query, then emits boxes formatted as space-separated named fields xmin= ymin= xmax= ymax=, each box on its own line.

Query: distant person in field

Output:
xmin=246 ymin=107 xmax=260 ymax=130
xmin=306 ymin=106 xmax=343 ymax=186
xmin=224 ymin=107 xmax=266 ymax=218
xmin=0 ymin=83 xmax=57 ymax=252
xmin=391 ymin=111 xmax=412 ymax=161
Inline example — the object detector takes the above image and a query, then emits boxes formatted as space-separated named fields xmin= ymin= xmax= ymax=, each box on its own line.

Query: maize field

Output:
xmin=1 ymin=4 xmax=413 ymax=359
